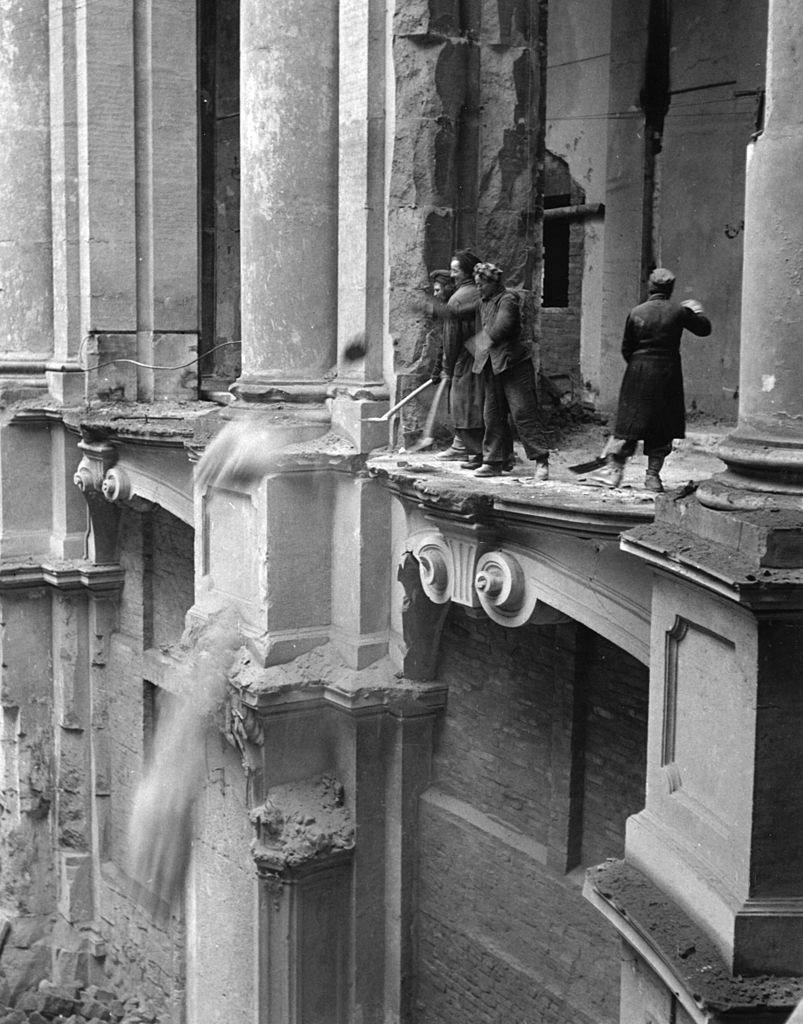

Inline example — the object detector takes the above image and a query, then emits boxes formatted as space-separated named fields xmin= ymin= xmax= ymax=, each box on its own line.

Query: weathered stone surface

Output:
xmin=250 ymin=774 xmax=355 ymax=875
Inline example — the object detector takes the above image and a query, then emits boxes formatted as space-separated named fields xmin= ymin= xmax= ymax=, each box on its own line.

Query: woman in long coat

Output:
xmin=440 ymin=249 xmax=486 ymax=466
xmin=592 ymin=267 xmax=711 ymax=491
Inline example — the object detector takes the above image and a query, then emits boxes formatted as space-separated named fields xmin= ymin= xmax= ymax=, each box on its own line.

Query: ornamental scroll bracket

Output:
xmin=404 ymin=530 xmax=567 ymax=630
xmin=73 ymin=435 xmax=122 ymax=564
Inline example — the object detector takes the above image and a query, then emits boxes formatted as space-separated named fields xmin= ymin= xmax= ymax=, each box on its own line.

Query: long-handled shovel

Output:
xmin=407 ymin=377 xmax=449 ymax=452
xmin=365 ymin=378 xmax=433 ymax=422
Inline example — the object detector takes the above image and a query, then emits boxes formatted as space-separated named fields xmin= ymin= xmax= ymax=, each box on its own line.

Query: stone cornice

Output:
xmin=584 ymin=860 xmax=803 ymax=1021
xmin=369 ymin=455 xmax=656 ymax=537
xmin=621 ymin=521 xmax=803 ymax=609
xmin=0 ymin=561 xmax=124 ymax=594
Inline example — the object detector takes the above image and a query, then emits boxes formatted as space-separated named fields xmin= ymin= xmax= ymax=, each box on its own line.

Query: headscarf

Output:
xmin=452 ymin=249 xmax=482 ymax=278
xmin=473 ymin=262 xmax=504 ymax=282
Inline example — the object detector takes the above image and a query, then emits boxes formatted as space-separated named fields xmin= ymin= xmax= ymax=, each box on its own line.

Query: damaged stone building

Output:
xmin=0 ymin=0 xmax=801 ymax=1022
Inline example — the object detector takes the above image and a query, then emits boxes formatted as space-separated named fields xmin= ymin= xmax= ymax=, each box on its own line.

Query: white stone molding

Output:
xmin=101 ymin=466 xmax=131 ymax=503
xmin=407 ymin=532 xmax=453 ymax=605
xmin=475 ymin=550 xmax=538 ymax=627
xmin=73 ymin=439 xmax=118 ymax=493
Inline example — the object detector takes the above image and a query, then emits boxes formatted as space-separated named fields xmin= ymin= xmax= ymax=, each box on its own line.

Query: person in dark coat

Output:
xmin=438 ymin=248 xmax=487 ymax=466
xmin=592 ymin=267 xmax=712 ymax=491
xmin=472 ymin=262 xmax=549 ymax=480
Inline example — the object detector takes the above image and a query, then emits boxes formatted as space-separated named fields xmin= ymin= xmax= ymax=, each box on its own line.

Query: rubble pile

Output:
xmin=0 ymin=980 xmax=162 ymax=1024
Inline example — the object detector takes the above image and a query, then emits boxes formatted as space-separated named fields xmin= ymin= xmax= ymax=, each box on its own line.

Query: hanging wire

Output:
xmin=72 ymin=337 xmax=241 ymax=374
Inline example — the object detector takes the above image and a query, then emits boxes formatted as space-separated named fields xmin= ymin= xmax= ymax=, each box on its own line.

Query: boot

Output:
xmin=590 ymin=454 xmax=624 ymax=488
xmin=533 ymin=457 xmax=549 ymax=482
xmin=644 ymin=455 xmax=665 ymax=493
xmin=436 ymin=445 xmax=467 ymax=461
xmin=460 ymin=454 xmax=482 ymax=469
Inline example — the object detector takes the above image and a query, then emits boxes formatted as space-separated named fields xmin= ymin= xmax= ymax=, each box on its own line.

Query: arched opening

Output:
xmin=414 ymin=605 xmax=648 ymax=1023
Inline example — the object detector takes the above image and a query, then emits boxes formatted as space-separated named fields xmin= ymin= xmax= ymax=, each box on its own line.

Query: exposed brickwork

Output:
xmin=541 ymin=219 xmax=584 ymax=397
xmin=415 ymin=608 xmax=648 ymax=1023
xmin=416 ymin=802 xmax=619 ymax=1024
xmin=99 ymin=863 xmax=185 ymax=1021
xmin=149 ymin=507 xmax=195 ymax=651
xmin=578 ymin=629 xmax=649 ymax=866
xmin=430 ymin=612 xmax=572 ymax=841
xmin=93 ymin=504 xmax=196 ymax=1021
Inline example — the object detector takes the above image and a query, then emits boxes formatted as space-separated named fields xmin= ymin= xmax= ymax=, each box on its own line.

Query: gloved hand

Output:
xmin=681 ymin=299 xmax=704 ymax=316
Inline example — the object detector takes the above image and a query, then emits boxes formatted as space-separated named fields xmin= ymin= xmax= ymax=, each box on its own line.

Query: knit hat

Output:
xmin=648 ymin=267 xmax=676 ymax=294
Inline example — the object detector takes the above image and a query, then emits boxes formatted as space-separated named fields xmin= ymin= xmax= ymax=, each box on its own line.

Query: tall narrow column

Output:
xmin=0 ymin=0 xmax=53 ymax=394
xmin=238 ymin=0 xmax=338 ymax=401
xmin=588 ymin=3 xmax=803 ymax=1014
xmin=700 ymin=0 xmax=803 ymax=510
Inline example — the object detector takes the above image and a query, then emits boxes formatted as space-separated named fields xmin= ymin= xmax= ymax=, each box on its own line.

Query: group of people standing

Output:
xmin=424 ymin=249 xmax=550 ymax=480
xmin=422 ymin=255 xmax=711 ymax=493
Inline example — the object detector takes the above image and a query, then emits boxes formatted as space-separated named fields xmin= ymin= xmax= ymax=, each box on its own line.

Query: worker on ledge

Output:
xmin=591 ymin=267 xmax=712 ymax=492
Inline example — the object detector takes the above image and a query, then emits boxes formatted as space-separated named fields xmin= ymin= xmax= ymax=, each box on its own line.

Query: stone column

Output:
xmin=699 ymin=0 xmax=803 ymax=511
xmin=0 ymin=0 xmax=53 ymax=398
xmin=237 ymin=0 xmax=339 ymax=401
xmin=592 ymin=1 xmax=803 ymax=1010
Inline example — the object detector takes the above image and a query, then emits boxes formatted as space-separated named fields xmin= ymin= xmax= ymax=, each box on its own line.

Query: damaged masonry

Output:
xmin=0 ymin=1 xmax=802 ymax=1024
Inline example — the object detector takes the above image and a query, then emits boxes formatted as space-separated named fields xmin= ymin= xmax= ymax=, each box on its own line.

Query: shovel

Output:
xmin=568 ymin=455 xmax=607 ymax=475
xmin=366 ymin=379 xmax=433 ymax=422
xmin=407 ymin=377 xmax=449 ymax=452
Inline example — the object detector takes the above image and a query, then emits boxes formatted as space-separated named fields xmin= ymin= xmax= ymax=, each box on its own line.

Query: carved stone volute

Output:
xmin=73 ymin=436 xmax=118 ymax=493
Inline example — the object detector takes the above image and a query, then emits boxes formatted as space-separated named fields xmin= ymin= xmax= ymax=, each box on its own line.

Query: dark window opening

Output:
xmin=542 ymin=193 xmax=570 ymax=308
xmin=199 ymin=0 xmax=241 ymax=396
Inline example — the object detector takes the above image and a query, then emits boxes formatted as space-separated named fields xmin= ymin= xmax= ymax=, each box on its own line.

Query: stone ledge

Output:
xmin=0 ymin=561 xmax=124 ymax=593
xmin=369 ymin=452 xmax=659 ymax=535
xmin=585 ymin=859 xmax=803 ymax=1020
xmin=621 ymin=520 xmax=803 ymax=607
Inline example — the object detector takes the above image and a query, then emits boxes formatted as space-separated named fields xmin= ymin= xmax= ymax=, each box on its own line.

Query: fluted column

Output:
xmin=237 ymin=0 xmax=338 ymax=402
xmin=701 ymin=0 xmax=803 ymax=510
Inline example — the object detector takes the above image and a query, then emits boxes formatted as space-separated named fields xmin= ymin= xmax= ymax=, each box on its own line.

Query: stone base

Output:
xmin=584 ymin=860 xmax=803 ymax=1022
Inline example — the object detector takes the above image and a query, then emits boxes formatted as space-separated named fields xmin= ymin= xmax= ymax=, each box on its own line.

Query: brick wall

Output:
xmin=541 ymin=219 xmax=585 ymax=399
xmin=578 ymin=629 xmax=649 ymax=866
xmin=414 ymin=607 xmax=648 ymax=1023
xmin=96 ymin=504 xmax=196 ymax=1019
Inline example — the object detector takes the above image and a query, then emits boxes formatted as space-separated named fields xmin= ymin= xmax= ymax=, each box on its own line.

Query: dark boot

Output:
xmin=644 ymin=456 xmax=665 ymax=492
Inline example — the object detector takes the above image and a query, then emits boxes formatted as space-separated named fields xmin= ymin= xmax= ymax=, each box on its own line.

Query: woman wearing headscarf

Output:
xmin=437 ymin=248 xmax=486 ymax=466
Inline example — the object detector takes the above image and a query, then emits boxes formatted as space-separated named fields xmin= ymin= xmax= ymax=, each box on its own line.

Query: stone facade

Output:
xmin=0 ymin=2 xmax=800 ymax=1024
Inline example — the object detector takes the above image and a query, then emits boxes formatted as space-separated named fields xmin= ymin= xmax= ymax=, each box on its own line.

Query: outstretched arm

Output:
xmin=680 ymin=299 xmax=712 ymax=337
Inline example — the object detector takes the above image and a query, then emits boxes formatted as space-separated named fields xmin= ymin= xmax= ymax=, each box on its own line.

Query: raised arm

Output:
xmin=680 ymin=299 xmax=712 ymax=337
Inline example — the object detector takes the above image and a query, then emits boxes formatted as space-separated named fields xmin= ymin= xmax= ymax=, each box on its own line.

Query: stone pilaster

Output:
xmin=336 ymin=0 xmax=388 ymax=390
xmin=252 ymin=775 xmax=354 ymax=1024
xmin=0 ymin=0 xmax=53 ymax=395
xmin=47 ymin=0 xmax=137 ymax=405
xmin=237 ymin=0 xmax=338 ymax=401
xmin=699 ymin=0 xmax=803 ymax=511
xmin=132 ymin=0 xmax=199 ymax=402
